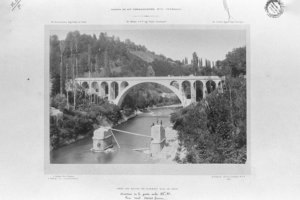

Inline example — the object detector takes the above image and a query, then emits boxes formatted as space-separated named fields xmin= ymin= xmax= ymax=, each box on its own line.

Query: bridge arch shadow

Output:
xmin=82 ymin=82 xmax=89 ymax=89
xmin=182 ymin=80 xmax=191 ymax=99
xmin=170 ymin=80 xmax=179 ymax=90
xmin=206 ymin=80 xmax=216 ymax=94
xmin=193 ymin=80 xmax=204 ymax=101
xmin=120 ymin=81 xmax=129 ymax=91
xmin=110 ymin=81 xmax=119 ymax=100
xmin=113 ymin=81 xmax=184 ymax=107
xmin=101 ymin=82 xmax=108 ymax=97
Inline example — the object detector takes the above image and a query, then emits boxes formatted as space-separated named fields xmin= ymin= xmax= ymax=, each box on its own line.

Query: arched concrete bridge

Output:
xmin=75 ymin=76 xmax=223 ymax=107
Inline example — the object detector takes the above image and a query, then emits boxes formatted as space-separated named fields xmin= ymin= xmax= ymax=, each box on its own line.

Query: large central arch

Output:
xmin=113 ymin=81 xmax=186 ymax=107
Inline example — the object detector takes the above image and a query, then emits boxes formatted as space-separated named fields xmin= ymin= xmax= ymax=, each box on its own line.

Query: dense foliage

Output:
xmin=171 ymin=77 xmax=246 ymax=164
xmin=50 ymin=110 xmax=93 ymax=149
xmin=50 ymin=92 xmax=123 ymax=149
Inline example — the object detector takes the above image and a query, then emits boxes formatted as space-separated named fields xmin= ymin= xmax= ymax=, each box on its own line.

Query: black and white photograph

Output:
xmin=3 ymin=0 xmax=300 ymax=199
xmin=48 ymin=26 xmax=248 ymax=166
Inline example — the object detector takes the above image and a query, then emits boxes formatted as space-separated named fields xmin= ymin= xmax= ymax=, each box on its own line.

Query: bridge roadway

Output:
xmin=75 ymin=76 xmax=223 ymax=107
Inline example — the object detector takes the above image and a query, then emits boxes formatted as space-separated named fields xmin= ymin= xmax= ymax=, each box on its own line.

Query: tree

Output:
xmin=72 ymin=31 xmax=80 ymax=77
xmin=51 ymin=73 xmax=61 ymax=96
xmin=184 ymin=57 xmax=188 ymax=65
xmin=199 ymin=58 xmax=202 ymax=68
xmin=59 ymin=40 xmax=66 ymax=95
xmin=224 ymin=46 xmax=246 ymax=77
xmin=146 ymin=65 xmax=155 ymax=76
xmin=192 ymin=52 xmax=199 ymax=75
xmin=104 ymin=49 xmax=111 ymax=77
xmin=215 ymin=60 xmax=222 ymax=69
xmin=50 ymin=35 xmax=60 ymax=76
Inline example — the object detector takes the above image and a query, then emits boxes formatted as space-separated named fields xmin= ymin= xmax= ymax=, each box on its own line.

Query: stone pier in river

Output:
xmin=150 ymin=125 xmax=166 ymax=156
xmin=91 ymin=127 xmax=113 ymax=152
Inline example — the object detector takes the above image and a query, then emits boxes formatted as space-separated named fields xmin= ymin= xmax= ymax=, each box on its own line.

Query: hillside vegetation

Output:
xmin=171 ymin=77 xmax=246 ymax=164
xmin=129 ymin=50 xmax=161 ymax=63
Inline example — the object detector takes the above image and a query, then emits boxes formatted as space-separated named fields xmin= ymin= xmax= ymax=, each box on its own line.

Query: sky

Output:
xmin=51 ymin=28 xmax=246 ymax=63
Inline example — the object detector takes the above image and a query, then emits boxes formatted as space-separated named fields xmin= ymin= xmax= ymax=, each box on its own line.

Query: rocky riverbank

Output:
xmin=150 ymin=126 xmax=182 ymax=164
xmin=115 ymin=111 xmax=137 ymax=125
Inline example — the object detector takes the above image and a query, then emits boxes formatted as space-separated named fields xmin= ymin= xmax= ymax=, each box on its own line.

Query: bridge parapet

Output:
xmin=75 ymin=75 xmax=221 ymax=82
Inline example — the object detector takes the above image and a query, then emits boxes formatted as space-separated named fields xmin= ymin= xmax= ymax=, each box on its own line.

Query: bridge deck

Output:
xmin=75 ymin=76 xmax=222 ymax=81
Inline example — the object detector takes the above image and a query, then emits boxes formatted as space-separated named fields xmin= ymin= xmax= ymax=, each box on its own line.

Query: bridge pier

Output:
xmin=202 ymin=80 xmax=207 ymax=99
xmin=150 ymin=125 xmax=166 ymax=156
xmin=191 ymin=80 xmax=196 ymax=103
xmin=91 ymin=127 xmax=113 ymax=152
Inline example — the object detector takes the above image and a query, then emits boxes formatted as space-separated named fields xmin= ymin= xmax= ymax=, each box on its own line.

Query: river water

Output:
xmin=50 ymin=106 xmax=181 ymax=164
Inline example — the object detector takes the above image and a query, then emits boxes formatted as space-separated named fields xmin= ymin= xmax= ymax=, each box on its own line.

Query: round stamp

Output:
xmin=265 ymin=0 xmax=284 ymax=18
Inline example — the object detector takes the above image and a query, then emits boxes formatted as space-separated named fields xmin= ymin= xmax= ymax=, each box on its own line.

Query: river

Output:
xmin=50 ymin=106 xmax=181 ymax=164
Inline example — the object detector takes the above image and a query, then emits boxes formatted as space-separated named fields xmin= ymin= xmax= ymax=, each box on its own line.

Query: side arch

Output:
xmin=113 ymin=81 xmax=185 ymax=107
xmin=82 ymin=82 xmax=89 ymax=89
xmin=91 ymin=82 xmax=99 ymax=94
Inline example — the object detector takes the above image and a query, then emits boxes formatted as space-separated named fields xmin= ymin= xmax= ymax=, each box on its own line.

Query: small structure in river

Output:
xmin=91 ymin=127 xmax=113 ymax=152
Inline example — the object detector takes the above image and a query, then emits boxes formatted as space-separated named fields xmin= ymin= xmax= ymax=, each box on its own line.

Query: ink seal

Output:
xmin=265 ymin=0 xmax=284 ymax=18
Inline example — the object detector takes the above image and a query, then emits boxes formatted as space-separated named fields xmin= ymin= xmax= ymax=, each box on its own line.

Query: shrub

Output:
xmin=51 ymin=94 xmax=67 ymax=111
xmin=106 ymin=105 xmax=122 ymax=125
xmin=123 ymin=106 xmax=135 ymax=117
xmin=174 ymin=153 xmax=181 ymax=163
